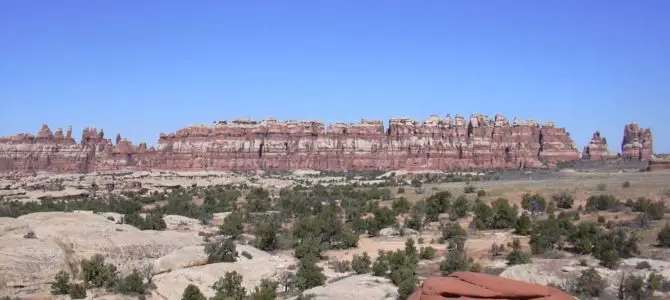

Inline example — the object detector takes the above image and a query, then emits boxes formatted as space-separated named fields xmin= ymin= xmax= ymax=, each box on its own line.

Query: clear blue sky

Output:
xmin=1 ymin=1 xmax=668 ymax=152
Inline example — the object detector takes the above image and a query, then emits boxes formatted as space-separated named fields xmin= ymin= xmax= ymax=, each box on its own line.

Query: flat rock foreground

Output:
xmin=1 ymin=169 xmax=669 ymax=299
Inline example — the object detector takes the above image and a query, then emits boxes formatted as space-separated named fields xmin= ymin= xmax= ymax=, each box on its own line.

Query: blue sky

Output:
xmin=1 ymin=1 xmax=668 ymax=152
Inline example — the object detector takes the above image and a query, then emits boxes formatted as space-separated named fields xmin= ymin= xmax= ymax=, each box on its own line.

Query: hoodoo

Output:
xmin=0 ymin=114 xmax=652 ymax=174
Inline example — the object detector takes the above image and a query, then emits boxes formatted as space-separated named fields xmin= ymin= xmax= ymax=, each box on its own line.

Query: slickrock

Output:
xmin=292 ymin=275 xmax=398 ymax=300
xmin=621 ymin=122 xmax=653 ymax=160
xmin=409 ymin=271 xmax=573 ymax=300
xmin=151 ymin=258 xmax=278 ymax=299
xmin=500 ymin=258 xmax=670 ymax=298
xmin=0 ymin=211 xmax=202 ymax=295
xmin=582 ymin=131 xmax=617 ymax=160
xmin=0 ymin=114 xmax=587 ymax=173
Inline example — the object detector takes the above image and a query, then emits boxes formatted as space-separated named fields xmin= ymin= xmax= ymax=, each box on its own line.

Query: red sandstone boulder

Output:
xmin=409 ymin=272 xmax=573 ymax=300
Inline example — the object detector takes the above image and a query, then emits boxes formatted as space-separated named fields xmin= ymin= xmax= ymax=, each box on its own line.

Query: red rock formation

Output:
xmin=582 ymin=131 xmax=617 ymax=160
xmin=409 ymin=272 xmax=573 ymax=300
xmin=0 ymin=114 xmax=584 ymax=173
xmin=621 ymin=122 xmax=653 ymax=160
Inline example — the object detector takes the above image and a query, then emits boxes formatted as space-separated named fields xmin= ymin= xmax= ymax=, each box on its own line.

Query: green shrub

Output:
xmin=51 ymin=270 xmax=70 ymax=295
xmin=658 ymin=223 xmax=670 ymax=248
xmin=81 ymin=254 xmax=118 ymax=288
xmin=331 ymin=260 xmax=351 ymax=273
xmin=440 ymin=222 xmax=467 ymax=244
xmin=463 ymin=185 xmax=476 ymax=194
xmin=219 ymin=211 xmax=245 ymax=238
xmin=181 ymin=284 xmax=206 ymax=300
xmin=570 ymin=267 xmax=606 ymax=297
xmin=351 ymin=252 xmax=372 ymax=274
xmin=205 ymin=238 xmax=238 ymax=263
xmin=419 ymin=246 xmax=437 ymax=260
xmin=117 ymin=269 xmax=145 ymax=295
xmin=552 ymin=192 xmax=574 ymax=209
xmin=69 ymin=283 xmax=87 ymax=299
xmin=506 ymin=238 xmax=531 ymax=265
xmin=476 ymin=189 xmax=486 ymax=197
xmin=212 ymin=271 xmax=246 ymax=299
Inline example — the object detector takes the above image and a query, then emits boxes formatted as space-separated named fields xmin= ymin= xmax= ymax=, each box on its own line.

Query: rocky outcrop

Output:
xmin=408 ymin=272 xmax=573 ymax=300
xmin=0 ymin=211 xmax=202 ymax=295
xmin=0 ymin=114 xmax=587 ymax=173
xmin=621 ymin=122 xmax=653 ymax=160
xmin=582 ymin=131 xmax=617 ymax=160
xmin=292 ymin=275 xmax=398 ymax=300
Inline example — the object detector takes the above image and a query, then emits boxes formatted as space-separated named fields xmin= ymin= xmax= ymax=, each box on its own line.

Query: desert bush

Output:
xmin=248 ymin=278 xmax=278 ymax=300
xmin=351 ymin=252 xmax=372 ymax=274
xmin=116 ymin=269 xmax=146 ymax=295
xmin=585 ymin=194 xmax=621 ymax=212
xmin=23 ymin=230 xmax=36 ymax=239
xmin=397 ymin=187 xmax=405 ymax=194
xmin=212 ymin=271 xmax=246 ymax=299
xmin=440 ymin=222 xmax=467 ymax=244
xmin=622 ymin=181 xmax=631 ymax=188
xmin=514 ymin=213 xmax=532 ymax=236
xmin=419 ymin=246 xmax=437 ymax=260
xmin=51 ymin=271 xmax=70 ymax=295
xmin=658 ymin=223 xmax=670 ymax=247
xmin=450 ymin=195 xmax=469 ymax=220
xmin=181 ymin=284 xmax=206 ymax=300
xmin=69 ymin=283 xmax=87 ymax=299
xmin=552 ymin=192 xmax=574 ymax=209
xmin=296 ymin=255 xmax=326 ymax=290
xmin=476 ymin=189 xmax=486 ymax=197
xmin=331 ymin=259 xmax=351 ymax=273
xmin=569 ymin=267 xmax=606 ymax=297
xmin=392 ymin=197 xmax=411 ymax=214
xmin=205 ymin=238 xmax=238 ymax=263
xmin=81 ymin=254 xmax=118 ymax=288
xmin=521 ymin=193 xmax=546 ymax=214
xmin=597 ymin=183 xmax=607 ymax=191
xmin=506 ymin=238 xmax=531 ymax=265
xmin=219 ymin=211 xmax=245 ymax=238
xmin=463 ymin=185 xmax=476 ymax=194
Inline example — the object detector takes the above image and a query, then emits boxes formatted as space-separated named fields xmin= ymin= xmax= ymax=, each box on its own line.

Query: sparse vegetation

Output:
xmin=351 ymin=252 xmax=372 ymax=274
xmin=181 ymin=284 xmax=206 ymax=300
xmin=552 ymin=192 xmax=574 ymax=209
xmin=205 ymin=237 xmax=238 ymax=263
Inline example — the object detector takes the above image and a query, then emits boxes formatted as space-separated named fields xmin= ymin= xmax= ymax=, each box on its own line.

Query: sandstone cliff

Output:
xmin=621 ymin=122 xmax=653 ymax=160
xmin=3 ymin=114 xmax=654 ymax=174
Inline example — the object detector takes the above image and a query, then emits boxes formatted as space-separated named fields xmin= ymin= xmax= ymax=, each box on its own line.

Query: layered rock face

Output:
xmin=0 ymin=114 xmax=586 ymax=173
xmin=621 ymin=122 xmax=653 ymax=160
xmin=582 ymin=131 xmax=617 ymax=160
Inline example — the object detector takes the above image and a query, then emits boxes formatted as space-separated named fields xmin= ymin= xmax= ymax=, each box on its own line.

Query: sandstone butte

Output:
xmin=0 ymin=114 xmax=654 ymax=174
